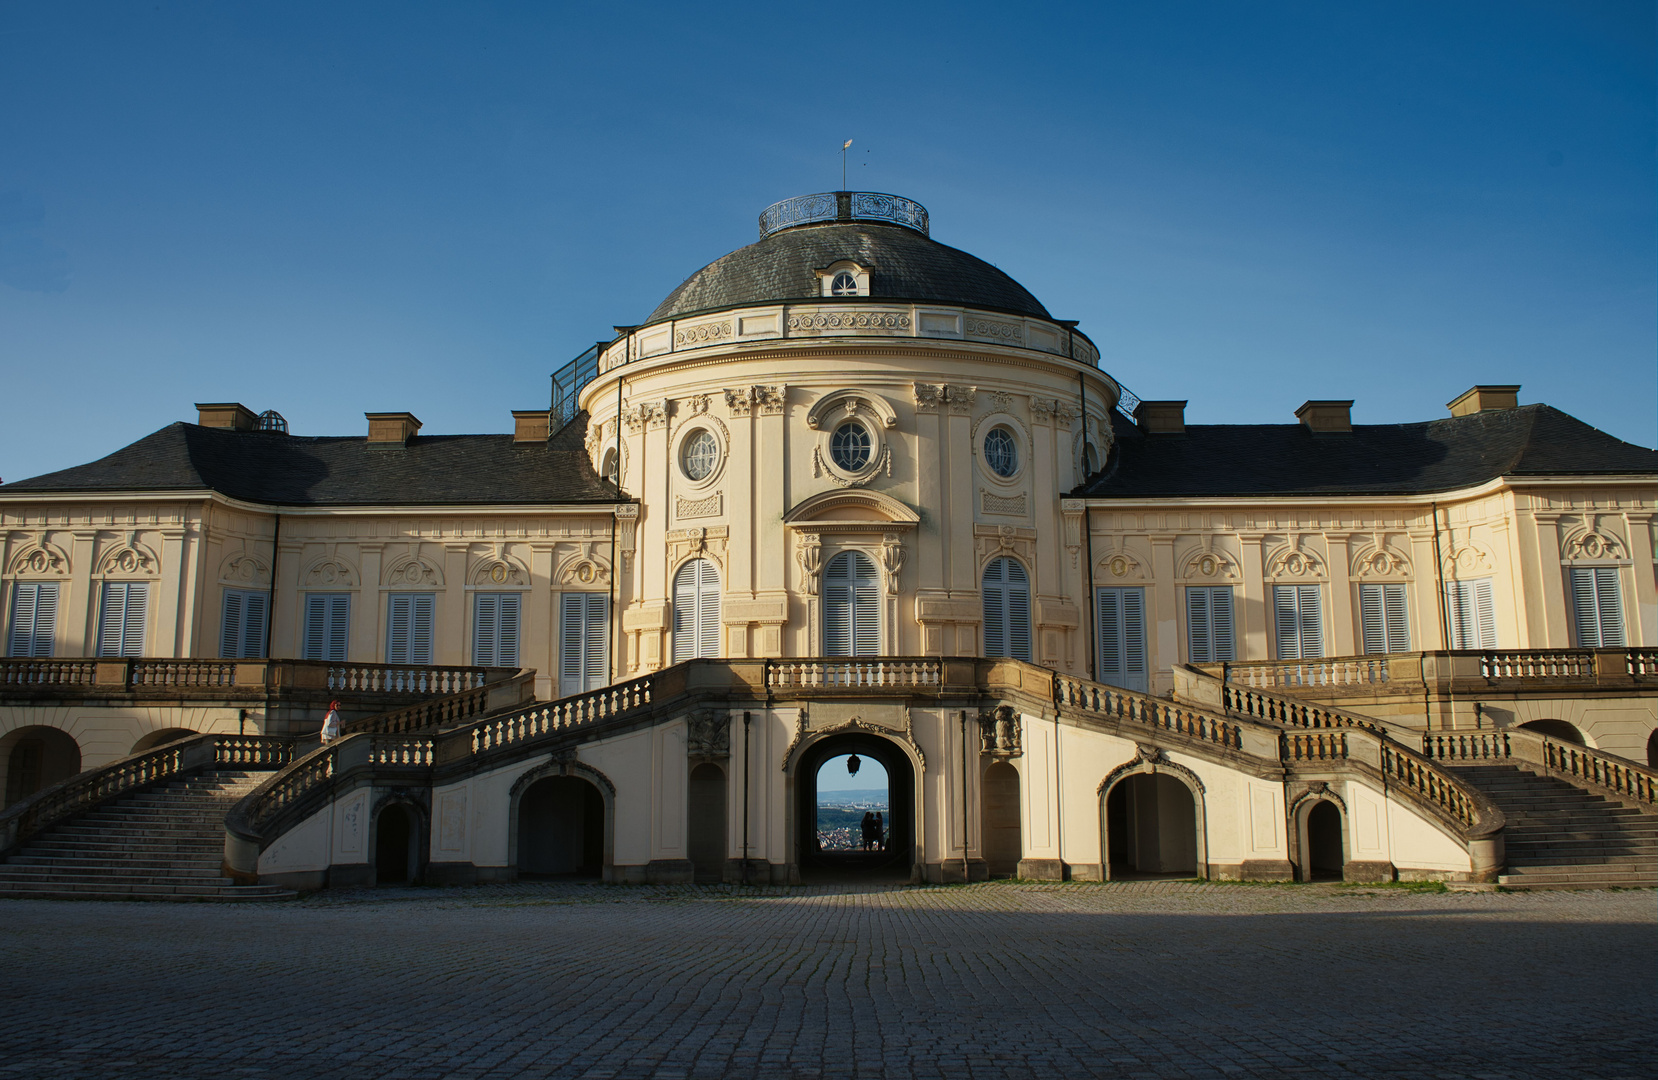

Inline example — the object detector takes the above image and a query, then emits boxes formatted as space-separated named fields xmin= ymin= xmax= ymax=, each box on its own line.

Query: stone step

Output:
xmin=9 ymin=856 xmax=222 ymax=870
xmin=0 ymin=870 xmax=241 ymax=887
xmin=0 ymin=882 xmax=295 ymax=901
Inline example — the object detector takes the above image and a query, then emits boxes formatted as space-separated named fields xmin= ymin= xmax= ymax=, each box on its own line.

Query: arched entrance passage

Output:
xmin=981 ymin=761 xmax=1022 ymax=878
xmin=1648 ymin=729 xmax=1657 ymax=770
xmin=0 ymin=726 xmax=81 ymax=808
xmin=517 ymin=776 xmax=605 ymax=879
xmin=131 ymin=728 xmax=197 ymax=754
xmin=374 ymin=802 xmax=421 ymax=885
xmin=1304 ymin=801 xmax=1344 ymax=881
xmin=794 ymin=732 xmax=916 ymax=884
xmin=1519 ymin=719 xmax=1587 ymax=746
xmin=1102 ymin=772 xmax=1202 ymax=879
xmin=688 ymin=763 xmax=727 ymax=883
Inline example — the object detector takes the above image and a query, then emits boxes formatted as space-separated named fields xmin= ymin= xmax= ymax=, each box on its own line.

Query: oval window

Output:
xmin=682 ymin=430 xmax=718 ymax=481
xmin=830 ymin=422 xmax=872 ymax=471
xmin=984 ymin=427 xmax=1018 ymax=477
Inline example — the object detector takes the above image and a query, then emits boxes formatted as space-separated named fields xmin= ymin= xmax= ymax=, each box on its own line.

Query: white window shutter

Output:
xmin=1273 ymin=585 xmax=1300 ymax=660
xmin=240 ymin=591 xmax=268 ymax=658
xmin=473 ymin=594 xmax=499 ymax=667
xmin=672 ymin=559 xmax=721 ymax=662
xmin=388 ymin=593 xmax=433 ymax=663
xmin=387 ymin=595 xmax=411 ymax=662
xmin=1383 ymin=583 xmax=1409 ymax=653
xmin=698 ymin=563 xmax=720 ymax=659
xmin=8 ymin=583 xmax=57 ymax=658
xmin=327 ymin=595 xmax=349 ymax=661
xmin=982 ymin=567 xmax=1006 ymax=658
xmin=1122 ymin=588 xmax=1146 ymax=689
xmin=411 ymin=594 xmax=434 ymax=663
xmin=1005 ymin=560 xmax=1031 ymax=663
xmin=1571 ymin=567 xmax=1625 ymax=648
xmin=1187 ymin=587 xmax=1211 ymax=663
xmin=1447 ymin=578 xmax=1497 ymax=650
xmin=559 ymin=593 xmax=585 ymax=695
xmin=1297 ymin=585 xmax=1323 ymax=659
xmin=1210 ymin=586 xmax=1235 ymax=662
xmin=823 ymin=557 xmax=851 ymax=656
xmin=824 ymin=551 xmax=879 ymax=657
xmin=101 ymin=582 xmax=147 ymax=657
xmin=221 ymin=591 xmax=244 ymax=659
xmin=304 ymin=594 xmax=350 ymax=661
xmin=497 ymin=594 xmax=521 ymax=667
xmin=583 ymin=594 xmax=608 ymax=687
xmin=1359 ymin=584 xmax=1385 ymax=654
xmin=1098 ymin=588 xmax=1122 ymax=681
xmin=1096 ymin=587 xmax=1146 ymax=692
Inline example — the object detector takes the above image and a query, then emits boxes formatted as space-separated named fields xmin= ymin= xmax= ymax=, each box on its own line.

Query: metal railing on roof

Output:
xmin=551 ymin=343 xmax=603 ymax=430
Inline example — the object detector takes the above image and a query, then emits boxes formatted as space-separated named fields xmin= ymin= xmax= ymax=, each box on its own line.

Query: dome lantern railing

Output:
xmin=759 ymin=192 xmax=929 ymax=240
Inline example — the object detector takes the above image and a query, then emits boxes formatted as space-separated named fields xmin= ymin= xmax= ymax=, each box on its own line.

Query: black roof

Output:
xmin=1076 ymin=404 xmax=1656 ymax=498
xmin=646 ymin=221 xmax=1051 ymax=324
xmin=0 ymin=414 xmax=623 ymax=507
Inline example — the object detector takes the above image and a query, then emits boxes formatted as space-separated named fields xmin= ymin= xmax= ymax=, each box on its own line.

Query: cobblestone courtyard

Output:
xmin=0 ymin=882 xmax=1651 ymax=1080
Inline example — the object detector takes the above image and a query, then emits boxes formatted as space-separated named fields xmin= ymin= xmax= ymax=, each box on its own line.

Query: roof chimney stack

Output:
xmin=512 ymin=409 xmax=551 ymax=444
xmin=195 ymin=403 xmax=259 ymax=431
xmin=1447 ymin=385 xmax=1520 ymax=417
xmin=1296 ymin=400 xmax=1353 ymax=434
xmin=1134 ymin=400 xmax=1187 ymax=434
xmin=366 ymin=412 xmax=422 ymax=446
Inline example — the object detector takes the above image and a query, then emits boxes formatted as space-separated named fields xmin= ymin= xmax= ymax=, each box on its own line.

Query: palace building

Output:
xmin=0 ymin=191 xmax=1652 ymax=897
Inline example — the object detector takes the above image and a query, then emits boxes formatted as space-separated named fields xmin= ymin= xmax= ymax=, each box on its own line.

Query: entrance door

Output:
xmin=1105 ymin=773 xmax=1197 ymax=877
xmin=688 ymin=763 xmax=727 ymax=883
xmin=375 ymin=805 xmax=414 ymax=884
xmin=981 ymin=761 xmax=1022 ymax=877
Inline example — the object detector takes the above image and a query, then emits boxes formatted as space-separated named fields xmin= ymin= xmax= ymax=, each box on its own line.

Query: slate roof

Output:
xmin=0 ymin=414 xmax=623 ymax=507
xmin=1076 ymin=404 xmax=1656 ymax=499
xmin=646 ymin=221 xmax=1051 ymax=324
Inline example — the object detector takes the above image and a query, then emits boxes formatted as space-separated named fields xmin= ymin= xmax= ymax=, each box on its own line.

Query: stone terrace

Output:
xmin=0 ymin=882 xmax=1651 ymax=1079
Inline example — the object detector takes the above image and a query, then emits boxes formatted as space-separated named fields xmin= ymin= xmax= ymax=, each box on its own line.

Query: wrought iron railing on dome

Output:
xmin=758 ymin=192 xmax=929 ymax=240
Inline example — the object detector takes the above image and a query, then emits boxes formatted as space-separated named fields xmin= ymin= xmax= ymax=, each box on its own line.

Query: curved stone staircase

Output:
xmin=1449 ymin=765 xmax=1658 ymax=890
xmin=0 ymin=773 xmax=296 ymax=902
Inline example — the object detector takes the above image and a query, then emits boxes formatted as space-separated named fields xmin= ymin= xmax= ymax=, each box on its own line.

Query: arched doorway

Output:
xmin=688 ymin=762 xmax=727 ymax=884
xmin=131 ymin=728 xmax=197 ymax=754
xmin=374 ymin=803 xmax=419 ymax=885
xmin=517 ymin=776 xmax=605 ymax=879
xmin=0 ymin=726 xmax=81 ymax=808
xmin=1103 ymin=773 xmax=1199 ymax=879
xmin=795 ymin=732 xmax=915 ymax=883
xmin=1518 ymin=719 xmax=1587 ymax=746
xmin=1648 ymin=729 xmax=1657 ymax=770
xmin=1303 ymin=801 xmax=1345 ymax=881
xmin=982 ymin=761 xmax=1022 ymax=877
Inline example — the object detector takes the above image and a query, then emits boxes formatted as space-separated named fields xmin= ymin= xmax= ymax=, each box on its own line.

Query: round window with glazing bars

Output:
xmin=830 ymin=422 xmax=872 ymax=471
xmin=984 ymin=427 xmax=1018 ymax=477
xmin=682 ymin=429 xmax=719 ymax=481
xmin=830 ymin=271 xmax=858 ymax=296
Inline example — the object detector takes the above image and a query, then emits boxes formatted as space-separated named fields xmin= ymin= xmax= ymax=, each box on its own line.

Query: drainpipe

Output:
xmin=610 ymin=373 xmax=625 ymax=684
xmin=1430 ymin=501 xmax=1449 ymax=732
xmin=742 ymin=710 xmax=751 ymax=887
xmin=1084 ymin=507 xmax=1098 ymax=681
xmin=960 ymin=709 xmax=970 ymax=883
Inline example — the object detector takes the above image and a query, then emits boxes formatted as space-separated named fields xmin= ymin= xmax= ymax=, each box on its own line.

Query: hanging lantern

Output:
xmin=846 ymin=753 xmax=861 ymax=777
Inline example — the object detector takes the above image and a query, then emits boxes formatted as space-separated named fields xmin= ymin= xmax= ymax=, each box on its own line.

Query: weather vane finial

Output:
xmin=842 ymin=139 xmax=852 ymax=190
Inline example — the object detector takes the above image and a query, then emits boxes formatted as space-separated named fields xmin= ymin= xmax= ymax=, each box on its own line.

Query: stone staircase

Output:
xmin=0 ymin=772 xmax=296 ymax=902
xmin=1449 ymin=764 xmax=1658 ymax=890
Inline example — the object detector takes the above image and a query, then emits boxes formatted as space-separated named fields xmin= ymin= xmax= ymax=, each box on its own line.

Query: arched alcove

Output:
xmin=0 ymin=726 xmax=81 ymax=808
xmin=1102 ymin=772 xmax=1200 ymax=879
xmin=1518 ymin=719 xmax=1587 ymax=746
xmin=688 ymin=762 xmax=727 ymax=883
xmin=1304 ymin=801 xmax=1345 ymax=881
xmin=981 ymin=760 xmax=1022 ymax=878
xmin=374 ymin=802 xmax=421 ymax=885
xmin=517 ymin=776 xmax=605 ymax=879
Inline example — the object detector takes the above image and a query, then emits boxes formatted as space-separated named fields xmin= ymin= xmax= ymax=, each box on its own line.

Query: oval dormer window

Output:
xmin=830 ymin=271 xmax=858 ymax=296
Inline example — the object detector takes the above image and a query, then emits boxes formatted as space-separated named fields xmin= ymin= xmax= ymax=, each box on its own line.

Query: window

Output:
xmin=830 ymin=422 xmax=871 ymax=471
xmin=1082 ymin=442 xmax=1099 ymax=476
xmin=1185 ymin=586 xmax=1235 ymax=664
xmin=982 ymin=557 xmax=1032 ymax=661
xmin=97 ymin=582 xmax=148 ymax=657
xmin=672 ymin=558 xmax=721 ymax=661
xmin=681 ymin=430 xmax=718 ymax=482
xmin=830 ymin=271 xmax=858 ymax=296
xmin=386 ymin=593 xmax=436 ymax=664
xmin=559 ymin=593 xmax=609 ymax=696
xmin=983 ymin=428 xmax=1018 ymax=478
xmin=1273 ymin=584 xmax=1324 ymax=660
xmin=1445 ymin=578 xmax=1496 ymax=650
xmin=219 ymin=588 xmax=269 ymax=659
xmin=1359 ymin=583 xmax=1410 ymax=654
xmin=1570 ymin=567 xmax=1624 ymax=648
xmin=601 ymin=448 xmax=619 ymax=485
xmin=473 ymin=593 xmax=522 ymax=667
xmin=302 ymin=594 xmax=351 ymax=662
xmin=1096 ymin=587 xmax=1147 ymax=692
xmin=7 ymin=583 xmax=57 ymax=658
xmin=824 ymin=551 xmax=880 ymax=656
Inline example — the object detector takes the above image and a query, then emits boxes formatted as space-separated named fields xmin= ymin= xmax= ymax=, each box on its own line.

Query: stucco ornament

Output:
xmin=5 ymin=539 xmax=69 ymax=577
xmin=97 ymin=534 xmax=160 ymax=577
xmin=978 ymin=706 xmax=1022 ymax=759
xmin=1561 ymin=519 xmax=1628 ymax=562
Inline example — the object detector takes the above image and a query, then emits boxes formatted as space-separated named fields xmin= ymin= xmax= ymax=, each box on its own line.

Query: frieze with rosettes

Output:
xmin=786 ymin=311 xmax=911 ymax=333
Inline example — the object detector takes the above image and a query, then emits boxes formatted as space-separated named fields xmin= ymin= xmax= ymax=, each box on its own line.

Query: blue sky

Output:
xmin=1 ymin=2 xmax=1652 ymax=483
xmin=818 ymin=755 xmax=889 ymax=794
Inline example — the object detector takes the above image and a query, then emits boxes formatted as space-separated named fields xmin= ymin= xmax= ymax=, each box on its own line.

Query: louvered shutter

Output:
xmin=1185 ymin=586 xmax=1234 ymax=664
xmin=1360 ymin=583 xmax=1411 ymax=654
xmin=982 ymin=564 xmax=1006 ymax=658
xmin=1096 ymin=587 xmax=1147 ymax=692
xmin=1005 ymin=560 xmax=1031 ymax=663
xmin=303 ymin=594 xmax=350 ymax=661
xmin=387 ymin=595 xmax=412 ymax=662
xmin=240 ymin=591 xmax=268 ymax=658
xmin=1297 ymin=585 xmax=1323 ymax=658
xmin=99 ymin=582 xmax=148 ymax=657
xmin=852 ymin=562 xmax=880 ymax=656
xmin=1384 ymin=584 xmax=1409 ymax=653
xmin=672 ymin=559 xmax=720 ymax=662
xmin=823 ymin=551 xmax=879 ymax=656
xmin=7 ymin=583 xmax=56 ymax=658
xmin=1570 ymin=567 xmax=1624 ymax=648
xmin=1446 ymin=579 xmax=1497 ymax=650
xmin=1359 ymin=584 xmax=1384 ymax=654
xmin=1209 ymin=586 xmax=1235 ymax=662
xmin=496 ymin=594 xmax=521 ymax=667
xmin=386 ymin=593 xmax=434 ymax=664
xmin=1273 ymin=585 xmax=1322 ymax=660
xmin=221 ymin=589 xmax=268 ymax=658
xmin=698 ymin=563 xmax=720 ymax=659
xmin=823 ymin=556 xmax=852 ymax=656
xmin=559 ymin=593 xmax=608 ymax=696
xmin=473 ymin=594 xmax=499 ymax=666
xmin=220 ymin=591 xmax=244 ymax=659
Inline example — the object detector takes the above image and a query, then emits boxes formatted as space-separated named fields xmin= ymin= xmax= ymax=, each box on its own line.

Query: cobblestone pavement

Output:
xmin=0 ymin=881 xmax=1651 ymax=1079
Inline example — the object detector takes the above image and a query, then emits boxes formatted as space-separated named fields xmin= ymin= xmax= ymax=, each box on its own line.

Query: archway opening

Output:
xmin=982 ymin=761 xmax=1022 ymax=878
xmin=517 ymin=776 xmax=604 ymax=879
xmin=1518 ymin=719 xmax=1586 ymax=746
xmin=1648 ymin=729 xmax=1657 ymax=770
xmin=688 ymin=762 xmax=728 ymax=884
xmin=1 ymin=726 xmax=81 ymax=808
xmin=131 ymin=728 xmax=197 ymax=754
xmin=375 ymin=804 xmax=416 ymax=885
xmin=1305 ymin=801 xmax=1344 ymax=881
xmin=1105 ymin=773 xmax=1197 ymax=879
xmin=797 ymin=734 xmax=912 ymax=883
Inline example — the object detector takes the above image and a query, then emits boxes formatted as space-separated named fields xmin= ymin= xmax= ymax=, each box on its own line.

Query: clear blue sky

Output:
xmin=2 ymin=2 xmax=1652 ymax=483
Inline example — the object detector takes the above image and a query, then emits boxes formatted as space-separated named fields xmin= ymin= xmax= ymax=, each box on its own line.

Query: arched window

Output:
xmin=830 ymin=271 xmax=858 ymax=296
xmin=823 ymin=551 xmax=880 ymax=656
xmin=672 ymin=558 xmax=721 ymax=661
xmin=982 ymin=557 xmax=1032 ymax=661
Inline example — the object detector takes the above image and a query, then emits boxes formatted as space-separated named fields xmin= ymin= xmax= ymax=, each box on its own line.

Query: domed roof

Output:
xmin=644 ymin=193 xmax=1051 ymax=325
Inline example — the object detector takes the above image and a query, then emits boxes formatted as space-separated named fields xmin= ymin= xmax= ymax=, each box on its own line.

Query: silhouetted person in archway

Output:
xmin=860 ymin=811 xmax=875 ymax=851
xmin=873 ymin=811 xmax=885 ymax=852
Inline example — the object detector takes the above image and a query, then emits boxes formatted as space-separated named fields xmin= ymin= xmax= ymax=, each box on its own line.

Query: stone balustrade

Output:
xmin=1200 ymin=648 xmax=1658 ymax=695
xmin=0 ymin=656 xmax=522 ymax=698
xmin=767 ymin=659 xmax=942 ymax=690
xmin=1422 ymin=728 xmax=1657 ymax=810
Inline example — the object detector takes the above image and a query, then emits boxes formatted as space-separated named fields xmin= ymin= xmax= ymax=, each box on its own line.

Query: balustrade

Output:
xmin=1221 ymin=683 xmax=1387 ymax=735
xmin=326 ymin=663 xmax=490 ymax=695
xmin=1283 ymin=731 xmax=1348 ymax=762
xmin=1223 ymin=658 xmax=1389 ymax=690
xmin=1479 ymin=650 xmax=1594 ymax=680
xmin=0 ymin=658 xmax=98 ymax=687
xmin=1381 ymin=744 xmax=1478 ymax=827
xmin=470 ymin=675 xmax=654 ymax=755
xmin=370 ymin=736 xmax=434 ymax=768
xmin=1054 ymin=674 xmax=1241 ymax=751
xmin=1627 ymin=649 xmax=1658 ymax=678
xmin=766 ymin=659 xmax=942 ymax=690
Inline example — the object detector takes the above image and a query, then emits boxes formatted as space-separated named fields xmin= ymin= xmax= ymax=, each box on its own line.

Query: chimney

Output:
xmin=1296 ymin=400 xmax=1353 ymax=434
xmin=512 ymin=409 xmax=551 ymax=444
xmin=1447 ymin=385 xmax=1520 ymax=417
xmin=1134 ymin=400 xmax=1187 ymax=434
xmin=365 ymin=412 xmax=422 ymax=446
xmin=195 ymin=402 xmax=259 ymax=431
